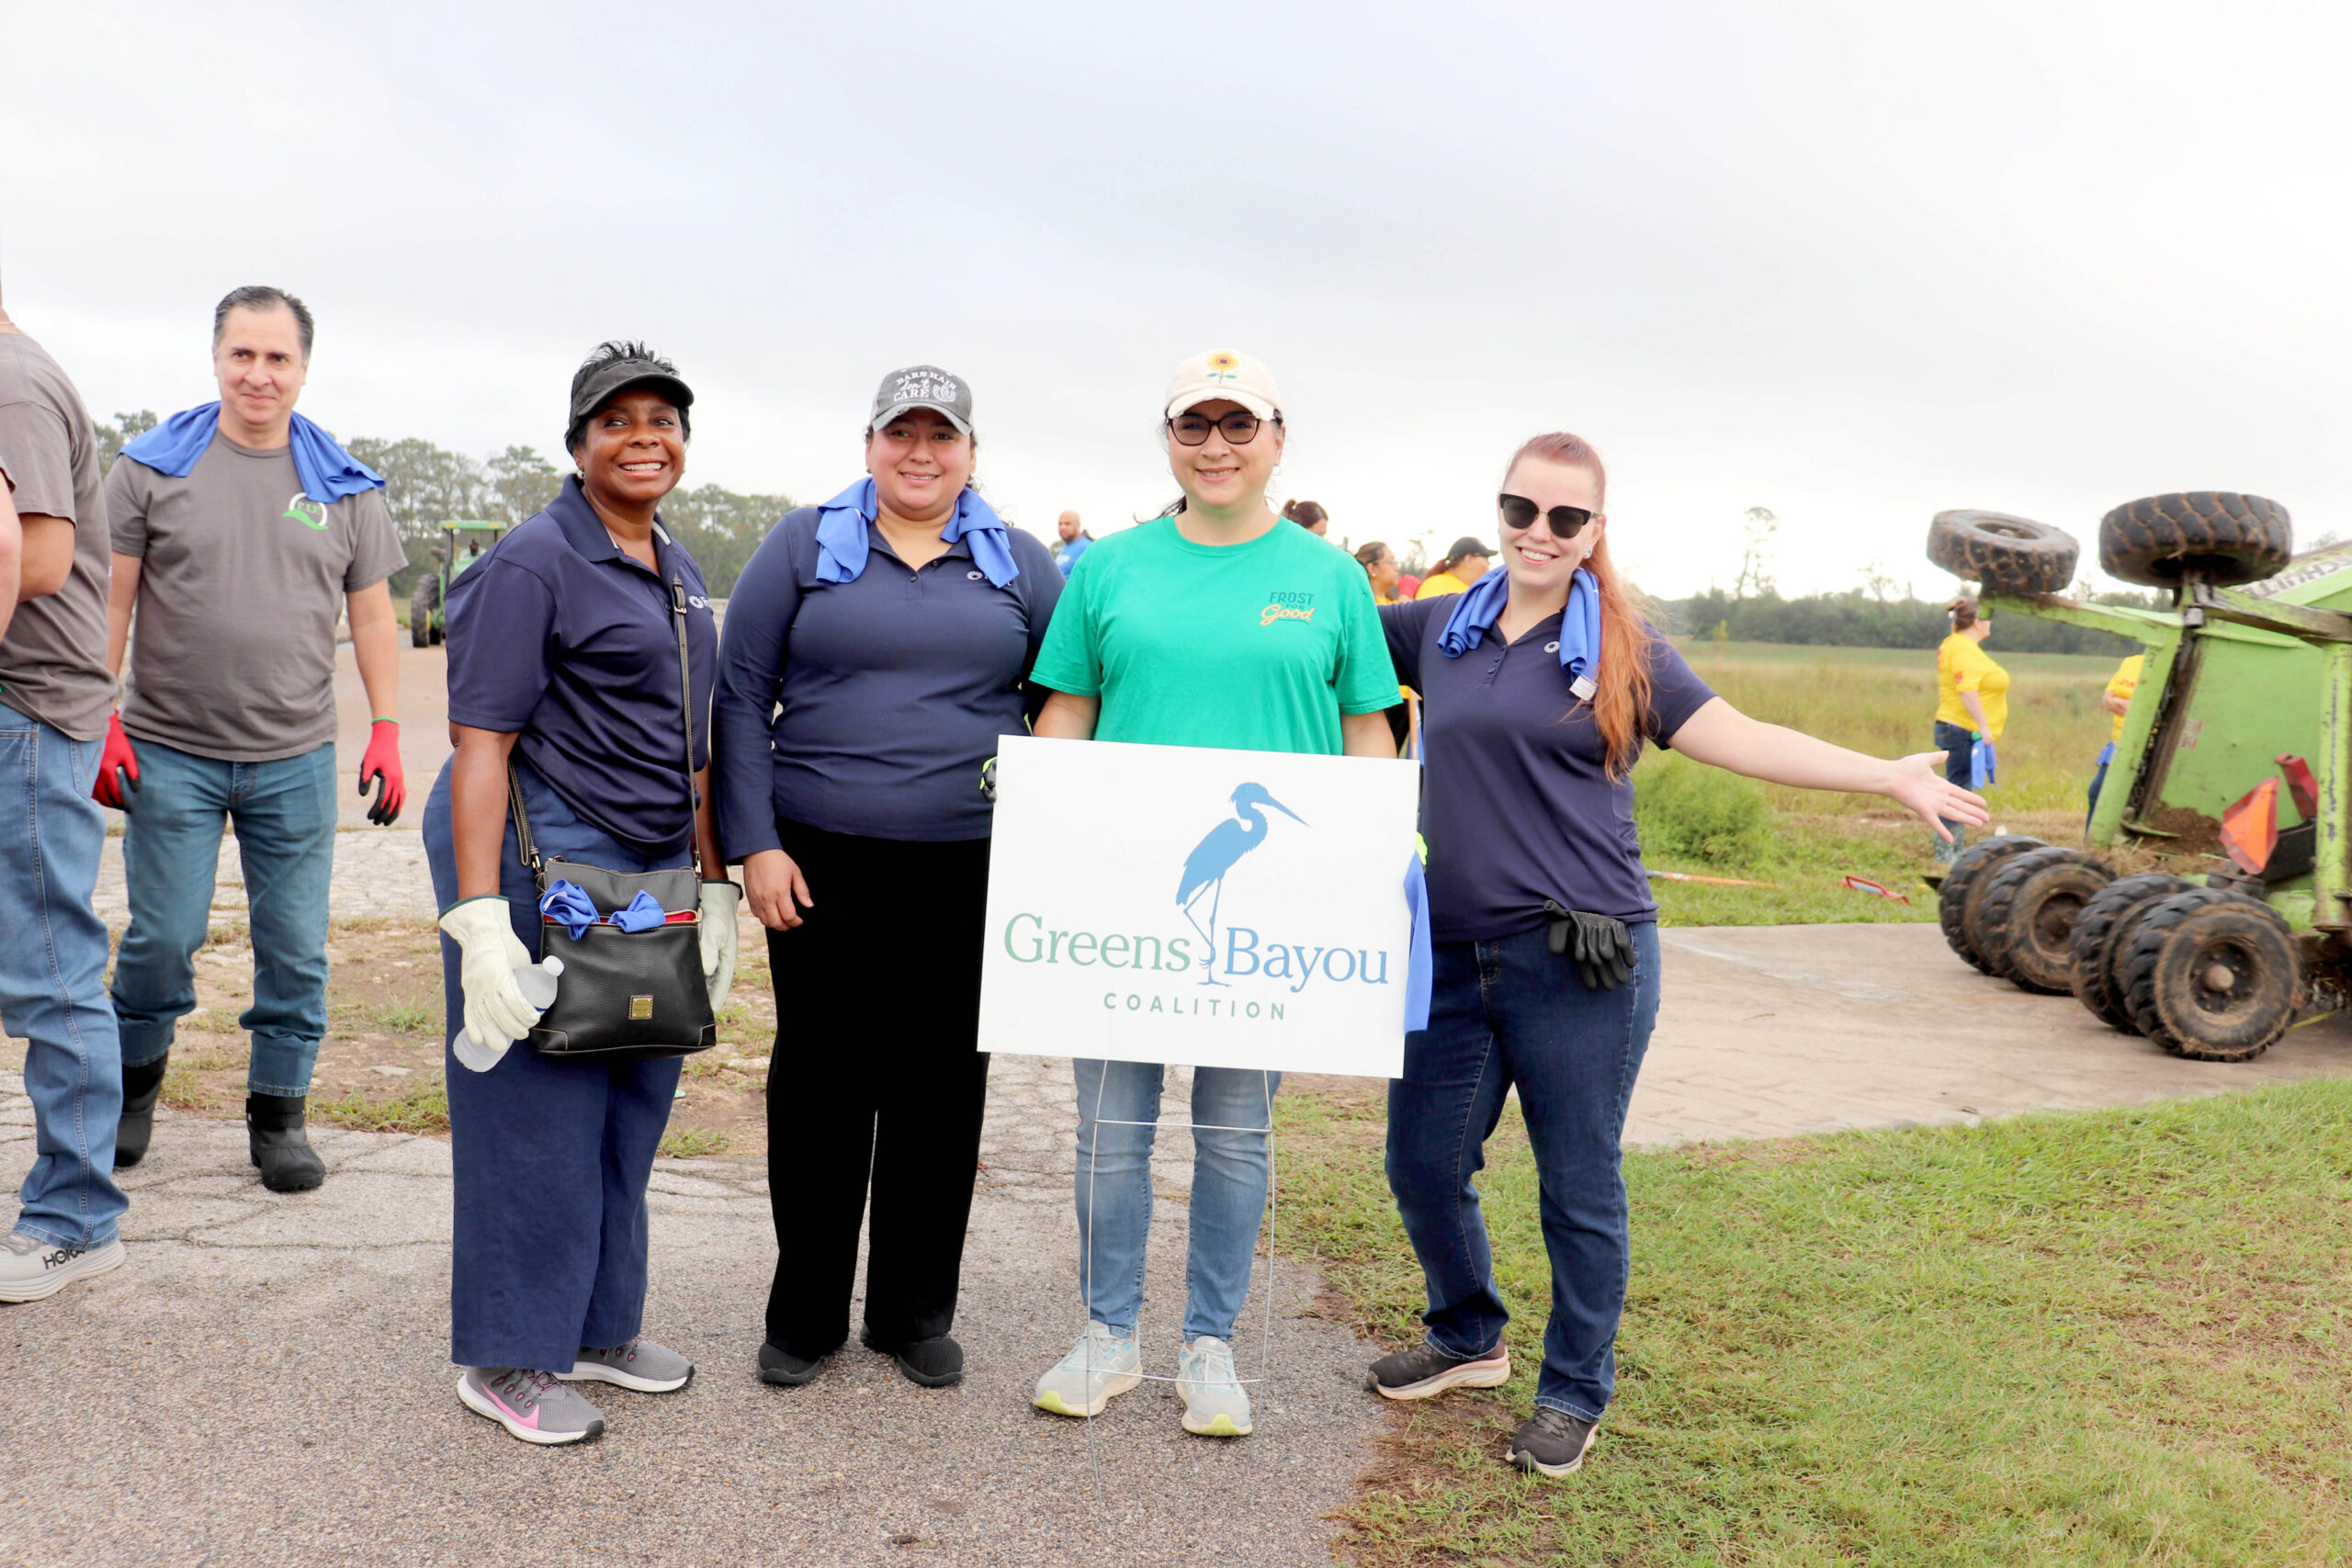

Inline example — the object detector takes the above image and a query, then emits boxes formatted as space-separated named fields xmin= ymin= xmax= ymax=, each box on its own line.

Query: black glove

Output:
xmin=1544 ymin=900 xmax=1635 ymax=992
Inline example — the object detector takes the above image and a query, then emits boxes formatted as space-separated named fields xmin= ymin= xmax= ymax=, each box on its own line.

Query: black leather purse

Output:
xmin=510 ymin=576 xmax=717 ymax=1063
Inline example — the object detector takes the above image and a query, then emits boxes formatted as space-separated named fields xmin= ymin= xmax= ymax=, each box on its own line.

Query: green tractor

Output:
xmin=1926 ymin=493 xmax=2350 ymax=1063
xmin=409 ymin=521 xmax=508 ymax=648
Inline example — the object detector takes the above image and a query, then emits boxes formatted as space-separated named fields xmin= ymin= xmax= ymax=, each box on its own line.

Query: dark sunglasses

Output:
xmin=1170 ymin=410 xmax=1272 ymax=446
xmin=1498 ymin=492 xmax=1595 ymax=537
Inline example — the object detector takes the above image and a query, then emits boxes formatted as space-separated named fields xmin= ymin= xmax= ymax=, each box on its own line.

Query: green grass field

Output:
xmin=1634 ymin=640 xmax=2123 ymax=924
xmin=1281 ymin=1079 xmax=2352 ymax=1567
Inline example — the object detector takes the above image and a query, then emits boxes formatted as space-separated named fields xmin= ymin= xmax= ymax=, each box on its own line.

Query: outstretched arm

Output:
xmin=1668 ymin=696 xmax=1990 ymax=840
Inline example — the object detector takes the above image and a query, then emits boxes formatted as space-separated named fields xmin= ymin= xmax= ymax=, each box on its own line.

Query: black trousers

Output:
xmin=763 ymin=820 xmax=991 ymax=1358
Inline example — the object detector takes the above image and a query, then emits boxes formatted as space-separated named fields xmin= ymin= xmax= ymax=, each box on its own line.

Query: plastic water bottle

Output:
xmin=450 ymin=957 xmax=564 ymax=1073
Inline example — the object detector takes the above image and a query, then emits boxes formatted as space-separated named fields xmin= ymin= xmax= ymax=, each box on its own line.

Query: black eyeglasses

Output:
xmin=1170 ymin=411 xmax=1273 ymax=446
xmin=1498 ymin=493 xmax=1595 ymax=537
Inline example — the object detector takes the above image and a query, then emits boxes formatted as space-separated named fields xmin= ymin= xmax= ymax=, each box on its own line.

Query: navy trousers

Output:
xmin=424 ymin=760 xmax=685 ymax=1372
xmin=1385 ymin=921 xmax=1662 ymax=1422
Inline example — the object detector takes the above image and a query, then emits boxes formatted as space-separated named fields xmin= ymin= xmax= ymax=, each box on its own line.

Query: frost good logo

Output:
xmin=281 ymin=494 xmax=328 ymax=530
xmin=1260 ymin=590 xmax=1315 ymax=627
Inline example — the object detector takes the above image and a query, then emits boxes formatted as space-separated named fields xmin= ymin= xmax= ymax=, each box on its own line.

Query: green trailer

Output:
xmin=1926 ymin=495 xmax=2345 ymax=1063
xmin=409 ymin=520 xmax=507 ymax=647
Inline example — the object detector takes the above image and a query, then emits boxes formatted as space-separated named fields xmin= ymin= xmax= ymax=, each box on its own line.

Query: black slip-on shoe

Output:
xmin=245 ymin=1094 xmax=324 ymax=1192
xmin=116 ymin=1054 xmax=170 ymax=1169
xmin=1506 ymin=1407 xmax=1598 ymax=1477
xmin=757 ymin=1341 xmax=828 ymax=1386
xmin=861 ymin=1326 xmax=965 ymax=1388
xmin=1368 ymin=1338 xmax=1511 ymax=1401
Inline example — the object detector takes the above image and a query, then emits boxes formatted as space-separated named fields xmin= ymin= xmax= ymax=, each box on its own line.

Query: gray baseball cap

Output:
xmin=870 ymin=365 xmax=973 ymax=435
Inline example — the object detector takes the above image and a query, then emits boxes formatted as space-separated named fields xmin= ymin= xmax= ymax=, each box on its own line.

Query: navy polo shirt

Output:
xmin=445 ymin=478 xmax=718 ymax=857
xmin=712 ymin=502 xmax=1061 ymax=853
xmin=1383 ymin=598 xmax=1717 ymax=939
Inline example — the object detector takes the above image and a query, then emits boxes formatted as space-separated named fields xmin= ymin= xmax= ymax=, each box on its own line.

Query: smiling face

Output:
xmin=866 ymin=407 xmax=973 ymax=524
xmin=573 ymin=389 xmax=686 ymax=512
xmin=212 ymin=304 xmax=309 ymax=443
xmin=1497 ymin=454 xmax=1605 ymax=597
xmin=1167 ymin=398 xmax=1283 ymax=514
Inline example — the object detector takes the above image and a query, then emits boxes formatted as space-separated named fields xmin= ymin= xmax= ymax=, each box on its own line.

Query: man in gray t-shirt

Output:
xmin=0 ymin=292 xmax=131 ymax=1300
xmin=101 ymin=285 xmax=408 ymax=1194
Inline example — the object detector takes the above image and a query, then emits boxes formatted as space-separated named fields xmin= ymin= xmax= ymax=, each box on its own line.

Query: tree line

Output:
xmin=1654 ymin=584 xmax=2165 ymax=656
xmin=92 ymin=413 xmax=792 ymax=598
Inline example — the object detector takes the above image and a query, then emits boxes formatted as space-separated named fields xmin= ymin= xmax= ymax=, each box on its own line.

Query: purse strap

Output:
xmin=505 ymin=566 xmax=704 ymax=884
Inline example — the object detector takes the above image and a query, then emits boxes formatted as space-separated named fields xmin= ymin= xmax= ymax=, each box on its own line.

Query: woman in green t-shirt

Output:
xmin=1025 ymin=350 xmax=1399 ymax=1438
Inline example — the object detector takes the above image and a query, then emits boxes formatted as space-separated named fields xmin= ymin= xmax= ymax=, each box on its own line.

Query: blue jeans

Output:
xmin=111 ymin=739 xmax=336 ymax=1097
xmin=1072 ymin=1058 xmax=1280 ymax=1343
xmin=0 ymin=701 xmax=126 ymax=1249
xmin=1933 ymin=719 xmax=1975 ymax=842
xmin=425 ymin=759 xmax=684 ymax=1372
xmin=1385 ymin=920 xmax=1662 ymax=1422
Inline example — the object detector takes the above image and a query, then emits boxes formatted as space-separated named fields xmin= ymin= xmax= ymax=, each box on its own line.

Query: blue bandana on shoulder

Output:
xmin=1436 ymin=567 xmax=1601 ymax=699
xmin=812 ymin=478 xmax=1020 ymax=588
xmin=118 ymin=403 xmax=386 ymax=503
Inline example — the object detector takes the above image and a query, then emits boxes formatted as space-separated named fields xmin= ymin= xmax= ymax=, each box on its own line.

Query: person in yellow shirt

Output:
xmin=1356 ymin=540 xmax=1415 ymax=754
xmin=2087 ymin=652 xmax=2144 ymax=820
xmin=1931 ymin=596 xmax=2009 ymax=862
xmin=1413 ymin=536 xmax=1494 ymax=599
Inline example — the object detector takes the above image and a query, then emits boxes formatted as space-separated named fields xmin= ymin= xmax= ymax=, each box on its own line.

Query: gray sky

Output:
xmin=9 ymin=0 xmax=2345 ymax=595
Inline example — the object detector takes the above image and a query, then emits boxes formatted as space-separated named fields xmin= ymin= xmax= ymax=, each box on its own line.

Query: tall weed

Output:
xmin=1634 ymin=752 xmax=1770 ymax=864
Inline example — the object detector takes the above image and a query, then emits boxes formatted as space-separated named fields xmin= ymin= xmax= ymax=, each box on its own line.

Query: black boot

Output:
xmin=246 ymin=1093 xmax=325 ymax=1192
xmin=115 ymin=1053 xmax=170 ymax=1169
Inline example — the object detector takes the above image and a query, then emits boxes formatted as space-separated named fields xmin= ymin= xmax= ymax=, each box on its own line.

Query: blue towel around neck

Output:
xmin=118 ymin=402 xmax=385 ymax=503
xmin=812 ymin=478 xmax=1020 ymax=588
xmin=1436 ymin=567 xmax=1601 ymax=700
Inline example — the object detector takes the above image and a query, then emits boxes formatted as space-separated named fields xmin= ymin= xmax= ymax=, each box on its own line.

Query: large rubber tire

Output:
xmin=2068 ymin=873 xmax=2197 ymax=1032
xmin=2118 ymin=889 xmax=2300 ymax=1061
xmin=1938 ymin=835 xmax=2048 ymax=975
xmin=2098 ymin=492 xmax=2291 ymax=589
xmin=1928 ymin=510 xmax=2079 ymax=594
xmin=1978 ymin=850 xmax=2112 ymax=994
xmin=409 ymin=575 xmax=438 ymax=649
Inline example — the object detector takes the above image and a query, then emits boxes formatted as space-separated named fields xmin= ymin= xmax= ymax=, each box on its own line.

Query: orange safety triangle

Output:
xmin=2221 ymin=776 xmax=2280 ymax=876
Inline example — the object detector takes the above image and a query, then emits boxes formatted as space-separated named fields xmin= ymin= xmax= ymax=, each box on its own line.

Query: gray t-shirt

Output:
xmin=106 ymin=427 xmax=406 ymax=761
xmin=0 ymin=333 xmax=113 ymax=740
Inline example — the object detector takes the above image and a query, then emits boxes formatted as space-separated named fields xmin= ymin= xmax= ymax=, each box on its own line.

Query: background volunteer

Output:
xmin=715 ymin=365 xmax=1060 ymax=1393
xmin=1369 ymin=432 xmax=1989 ymax=1478
xmin=1413 ymin=536 xmax=1493 ymax=599
xmin=428 ymin=342 xmax=729 ymax=1448
xmin=1931 ymin=596 xmax=2007 ymax=862
xmin=101 ymin=285 xmax=406 ymax=1193
xmin=2088 ymin=651 xmax=2143 ymax=818
xmin=0 ymin=284 xmax=130 ymax=1302
xmin=1026 ymin=349 xmax=1398 ymax=1440
xmin=1053 ymin=509 xmax=1091 ymax=576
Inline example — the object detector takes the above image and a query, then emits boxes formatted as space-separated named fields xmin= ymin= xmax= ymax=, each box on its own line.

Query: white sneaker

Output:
xmin=0 ymin=1233 xmax=126 ymax=1303
xmin=1176 ymin=1336 xmax=1252 ymax=1437
xmin=1033 ymin=1323 xmax=1142 ymax=1418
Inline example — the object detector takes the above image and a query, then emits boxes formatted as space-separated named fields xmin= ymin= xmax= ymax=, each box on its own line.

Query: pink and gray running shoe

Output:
xmin=458 ymin=1366 xmax=605 ymax=1446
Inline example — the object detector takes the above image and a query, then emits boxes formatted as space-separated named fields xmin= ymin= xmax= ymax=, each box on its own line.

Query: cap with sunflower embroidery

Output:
xmin=1164 ymin=349 xmax=1282 ymax=422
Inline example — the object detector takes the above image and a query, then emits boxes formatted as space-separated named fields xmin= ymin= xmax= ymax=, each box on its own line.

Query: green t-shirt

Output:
xmin=1030 ymin=515 xmax=1397 ymax=753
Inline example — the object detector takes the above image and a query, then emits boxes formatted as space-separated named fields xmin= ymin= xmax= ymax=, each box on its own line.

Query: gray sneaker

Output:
xmin=1176 ymin=1336 xmax=1252 ymax=1437
xmin=562 ymin=1337 xmax=694 ymax=1393
xmin=0 ymin=1233 xmax=126 ymax=1303
xmin=458 ymin=1367 xmax=606 ymax=1445
xmin=1033 ymin=1323 xmax=1143 ymax=1418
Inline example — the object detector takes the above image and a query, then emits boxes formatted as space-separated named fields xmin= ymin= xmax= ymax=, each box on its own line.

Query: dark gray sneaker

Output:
xmin=562 ymin=1337 xmax=693 ymax=1393
xmin=1506 ymin=1406 xmax=1598 ymax=1477
xmin=458 ymin=1367 xmax=606 ymax=1445
xmin=1368 ymin=1338 xmax=1511 ymax=1401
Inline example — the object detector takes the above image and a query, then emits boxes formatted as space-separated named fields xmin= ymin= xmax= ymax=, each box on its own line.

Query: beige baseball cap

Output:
xmin=1164 ymin=350 xmax=1282 ymax=422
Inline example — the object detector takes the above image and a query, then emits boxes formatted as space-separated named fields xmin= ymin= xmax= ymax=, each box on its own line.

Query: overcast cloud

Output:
xmin=8 ymin=0 xmax=2346 ymax=595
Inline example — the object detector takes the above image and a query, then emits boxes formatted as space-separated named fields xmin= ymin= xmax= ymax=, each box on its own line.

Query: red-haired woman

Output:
xmin=1369 ymin=433 xmax=1987 ymax=1477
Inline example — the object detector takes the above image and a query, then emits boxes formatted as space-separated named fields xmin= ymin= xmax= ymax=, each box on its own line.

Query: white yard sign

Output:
xmin=979 ymin=734 xmax=1421 ymax=1078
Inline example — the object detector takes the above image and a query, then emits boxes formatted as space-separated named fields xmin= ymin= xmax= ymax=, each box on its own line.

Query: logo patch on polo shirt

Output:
xmin=1260 ymin=591 xmax=1316 ymax=627
xmin=281 ymin=494 xmax=328 ymax=530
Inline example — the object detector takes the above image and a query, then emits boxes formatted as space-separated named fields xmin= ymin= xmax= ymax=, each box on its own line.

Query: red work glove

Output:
xmin=92 ymin=712 xmax=140 ymax=810
xmin=358 ymin=718 xmax=405 ymax=826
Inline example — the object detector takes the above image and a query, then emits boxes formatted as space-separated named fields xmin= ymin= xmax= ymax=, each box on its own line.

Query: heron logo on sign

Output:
xmin=1178 ymin=783 xmax=1305 ymax=987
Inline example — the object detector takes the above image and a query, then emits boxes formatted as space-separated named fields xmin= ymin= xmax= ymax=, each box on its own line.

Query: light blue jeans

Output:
xmin=111 ymin=739 xmax=337 ymax=1097
xmin=0 ymin=700 xmax=126 ymax=1248
xmin=1072 ymin=1059 xmax=1280 ymax=1343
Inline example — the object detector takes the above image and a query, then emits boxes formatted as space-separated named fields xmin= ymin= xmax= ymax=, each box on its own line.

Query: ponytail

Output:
xmin=1947 ymin=595 xmax=1978 ymax=632
xmin=1504 ymin=433 xmax=1656 ymax=780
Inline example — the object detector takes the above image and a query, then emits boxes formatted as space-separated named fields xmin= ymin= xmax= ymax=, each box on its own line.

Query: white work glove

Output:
xmin=437 ymin=896 xmax=542 ymax=1070
xmin=699 ymin=880 xmax=742 ymax=1012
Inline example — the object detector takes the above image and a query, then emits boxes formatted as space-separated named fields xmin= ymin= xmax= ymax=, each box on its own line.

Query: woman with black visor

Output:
xmin=1368 ymin=432 xmax=1988 ymax=1476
